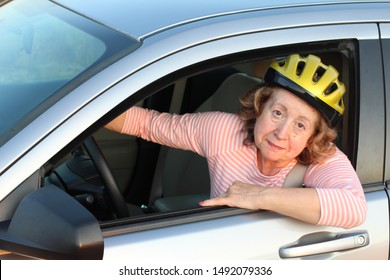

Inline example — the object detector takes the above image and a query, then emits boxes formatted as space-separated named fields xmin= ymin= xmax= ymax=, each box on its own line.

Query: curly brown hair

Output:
xmin=238 ymin=84 xmax=338 ymax=164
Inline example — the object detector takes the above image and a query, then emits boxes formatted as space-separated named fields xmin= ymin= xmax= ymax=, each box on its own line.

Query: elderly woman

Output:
xmin=106 ymin=54 xmax=367 ymax=229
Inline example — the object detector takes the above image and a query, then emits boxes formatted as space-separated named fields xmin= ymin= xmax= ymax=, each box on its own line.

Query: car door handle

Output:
xmin=279 ymin=231 xmax=369 ymax=258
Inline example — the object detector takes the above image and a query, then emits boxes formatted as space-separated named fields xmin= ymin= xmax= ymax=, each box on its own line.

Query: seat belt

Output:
xmin=283 ymin=163 xmax=309 ymax=188
xmin=148 ymin=79 xmax=187 ymax=206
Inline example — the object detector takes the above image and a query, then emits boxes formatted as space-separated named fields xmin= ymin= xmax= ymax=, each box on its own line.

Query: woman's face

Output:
xmin=254 ymin=87 xmax=319 ymax=169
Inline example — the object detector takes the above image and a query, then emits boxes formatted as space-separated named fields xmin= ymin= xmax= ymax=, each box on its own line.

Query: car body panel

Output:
xmin=102 ymin=191 xmax=389 ymax=260
xmin=53 ymin=0 xmax=390 ymax=39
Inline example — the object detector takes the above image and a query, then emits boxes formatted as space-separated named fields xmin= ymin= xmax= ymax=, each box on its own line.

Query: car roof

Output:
xmin=52 ymin=0 xmax=390 ymax=39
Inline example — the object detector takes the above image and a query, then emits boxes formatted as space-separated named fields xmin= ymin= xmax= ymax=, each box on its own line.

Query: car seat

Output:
xmin=151 ymin=72 xmax=262 ymax=211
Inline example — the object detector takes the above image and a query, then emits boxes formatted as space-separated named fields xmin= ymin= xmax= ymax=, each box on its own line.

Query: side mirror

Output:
xmin=0 ymin=185 xmax=103 ymax=259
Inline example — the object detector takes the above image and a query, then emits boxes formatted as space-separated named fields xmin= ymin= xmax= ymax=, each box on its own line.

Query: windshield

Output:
xmin=0 ymin=0 xmax=140 ymax=145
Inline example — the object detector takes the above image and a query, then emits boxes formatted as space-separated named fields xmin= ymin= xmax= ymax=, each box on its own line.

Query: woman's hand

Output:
xmin=199 ymin=181 xmax=268 ymax=210
xmin=199 ymin=181 xmax=321 ymax=225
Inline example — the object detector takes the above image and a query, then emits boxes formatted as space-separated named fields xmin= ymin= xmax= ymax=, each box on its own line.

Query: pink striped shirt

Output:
xmin=122 ymin=107 xmax=367 ymax=228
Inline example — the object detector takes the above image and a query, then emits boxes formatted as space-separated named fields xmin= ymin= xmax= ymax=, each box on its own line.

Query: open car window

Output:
xmin=42 ymin=40 xmax=357 ymax=224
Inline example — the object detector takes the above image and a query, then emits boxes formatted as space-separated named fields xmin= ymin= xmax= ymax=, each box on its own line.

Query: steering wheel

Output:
xmin=83 ymin=136 xmax=129 ymax=219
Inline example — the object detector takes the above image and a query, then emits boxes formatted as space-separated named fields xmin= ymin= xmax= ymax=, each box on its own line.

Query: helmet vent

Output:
xmin=313 ymin=66 xmax=326 ymax=82
xmin=296 ymin=61 xmax=305 ymax=76
xmin=325 ymin=83 xmax=338 ymax=95
xmin=266 ymin=54 xmax=345 ymax=125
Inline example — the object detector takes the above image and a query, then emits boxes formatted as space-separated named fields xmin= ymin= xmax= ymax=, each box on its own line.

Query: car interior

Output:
xmin=42 ymin=42 xmax=356 ymax=223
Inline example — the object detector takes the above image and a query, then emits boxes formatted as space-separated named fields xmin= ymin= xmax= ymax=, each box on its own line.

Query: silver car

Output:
xmin=0 ymin=0 xmax=389 ymax=260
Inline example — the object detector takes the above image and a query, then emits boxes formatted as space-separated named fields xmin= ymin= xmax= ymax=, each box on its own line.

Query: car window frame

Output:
xmin=379 ymin=23 xmax=390 ymax=184
xmin=95 ymin=27 xmax=378 ymax=231
xmin=0 ymin=22 xmax=381 ymax=231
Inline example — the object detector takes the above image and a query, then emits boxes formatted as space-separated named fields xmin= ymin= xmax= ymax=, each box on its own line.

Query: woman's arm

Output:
xmin=200 ymin=149 xmax=367 ymax=229
xmin=199 ymin=181 xmax=321 ymax=225
xmin=105 ymin=111 xmax=126 ymax=133
xmin=112 ymin=106 xmax=206 ymax=153
xmin=106 ymin=107 xmax=241 ymax=157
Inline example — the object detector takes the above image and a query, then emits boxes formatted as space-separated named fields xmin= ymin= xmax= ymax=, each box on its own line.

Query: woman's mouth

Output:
xmin=266 ymin=139 xmax=284 ymax=150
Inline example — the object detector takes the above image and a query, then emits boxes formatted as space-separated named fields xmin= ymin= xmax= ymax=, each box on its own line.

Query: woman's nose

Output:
xmin=274 ymin=120 xmax=291 ymax=139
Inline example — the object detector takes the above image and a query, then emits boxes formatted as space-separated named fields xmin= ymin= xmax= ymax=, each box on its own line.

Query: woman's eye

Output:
xmin=296 ymin=122 xmax=306 ymax=130
xmin=272 ymin=110 xmax=283 ymax=118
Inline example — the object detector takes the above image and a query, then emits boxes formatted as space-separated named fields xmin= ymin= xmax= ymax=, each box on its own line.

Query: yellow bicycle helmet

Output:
xmin=264 ymin=54 xmax=345 ymax=127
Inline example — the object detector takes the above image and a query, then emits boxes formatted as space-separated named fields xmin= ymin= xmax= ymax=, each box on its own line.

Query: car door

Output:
xmin=101 ymin=23 xmax=389 ymax=260
xmin=1 ymin=5 xmax=389 ymax=261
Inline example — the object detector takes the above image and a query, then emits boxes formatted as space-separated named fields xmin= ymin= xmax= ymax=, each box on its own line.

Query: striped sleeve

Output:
xmin=305 ymin=148 xmax=367 ymax=228
xmin=120 ymin=107 xmax=239 ymax=157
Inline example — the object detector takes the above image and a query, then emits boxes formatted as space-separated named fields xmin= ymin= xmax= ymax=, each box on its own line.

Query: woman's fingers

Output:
xmin=199 ymin=197 xmax=229 ymax=207
xmin=199 ymin=182 xmax=266 ymax=209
